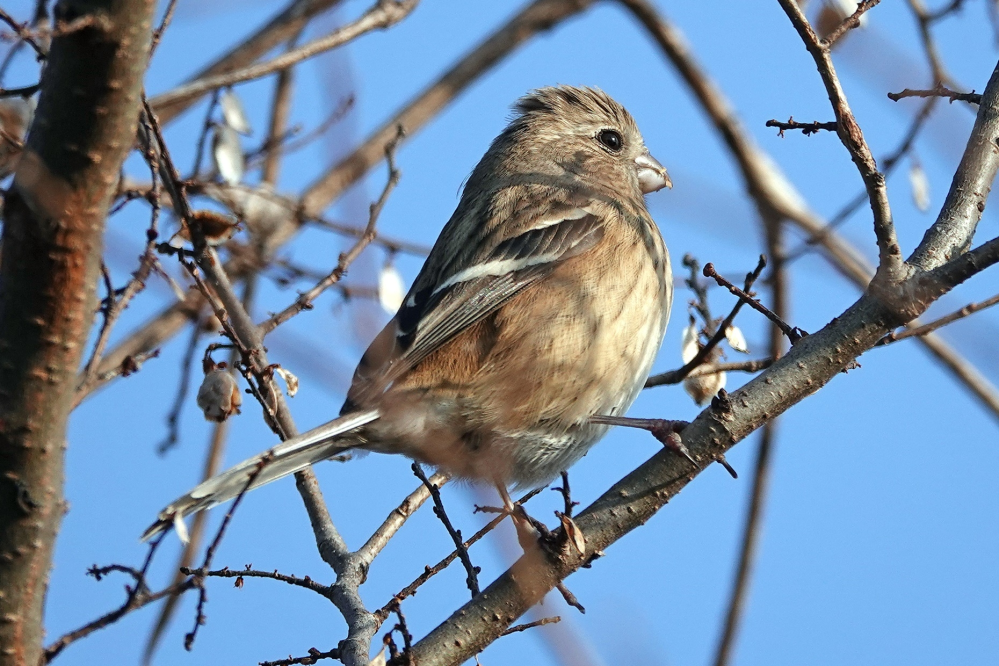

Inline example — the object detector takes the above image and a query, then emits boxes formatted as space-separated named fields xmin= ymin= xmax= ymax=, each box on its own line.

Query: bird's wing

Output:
xmin=346 ymin=192 xmax=608 ymax=403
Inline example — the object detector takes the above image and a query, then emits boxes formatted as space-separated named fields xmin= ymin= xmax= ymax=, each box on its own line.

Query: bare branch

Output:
xmin=888 ymin=85 xmax=980 ymax=105
xmin=909 ymin=61 xmax=999 ymax=271
xmin=150 ymin=0 xmax=419 ymax=118
xmin=702 ymin=263 xmax=805 ymax=344
xmin=149 ymin=0 xmax=347 ymax=124
xmin=775 ymin=0 xmax=902 ymax=280
xmin=822 ymin=0 xmax=881 ymax=47
xmin=878 ymin=293 xmax=999 ymax=345
xmin=646 ymin=256 xmax=767 ymax=388
xmin=412 ymin=464 xmax=480 ymax=598
xmin=259 ymin=647 xmax=340 ymax=666
xmin=616 ymin=0 xmax=999 ymax=422
xmin=260 ymin=127 xmax=403 ymax=335
xmin=502 ymin=616 xmax=562 ymax=636
xmin=765 ymin=117 xmax=837 ymax=136
xmin=357 ymin=472 xmax=450 ymax=567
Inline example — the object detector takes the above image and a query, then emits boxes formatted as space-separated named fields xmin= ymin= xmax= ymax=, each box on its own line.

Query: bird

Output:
xmin=144 ymin=85 xmax=673 ymax=540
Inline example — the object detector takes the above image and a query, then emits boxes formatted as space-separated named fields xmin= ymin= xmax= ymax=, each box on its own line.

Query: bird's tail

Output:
xmin=142 ymin=409 xmax=380 ymax=541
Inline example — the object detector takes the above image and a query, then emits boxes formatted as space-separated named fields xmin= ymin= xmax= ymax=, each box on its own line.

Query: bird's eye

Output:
xmin=597 ymin=129 xmax=623 ymax=152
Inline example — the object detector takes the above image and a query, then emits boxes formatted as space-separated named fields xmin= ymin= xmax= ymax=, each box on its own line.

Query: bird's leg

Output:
xmin=496 ymin=483 xmax=542 ymax=552
xmin=589 ymin=414 xmax=738 ymax=478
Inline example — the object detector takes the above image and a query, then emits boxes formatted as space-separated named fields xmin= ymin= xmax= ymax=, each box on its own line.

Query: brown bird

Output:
xmin=145 ymin=85 xmax=672 ymax=540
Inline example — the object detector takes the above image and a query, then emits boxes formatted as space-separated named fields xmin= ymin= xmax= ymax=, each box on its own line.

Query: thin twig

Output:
xmin=411 ymin=463 xmax=480 ymax=597
xmin=154 ymin=322 xmax=202 ymax=455
xmin=787 ymin=96 xmax=939 ymax=262
xmin=374 ymin=488 xmax=543 ymax=623
xmin=0 ymin=7 xmax=45 ymax=58
xmin=190 ymin=90 xmax=221 ymax=179
xmin=646 ymin=358 xmax=773 ymax=387
xmin=150 ymin=0 xmax=179 ymax=54
xmin=646 ymin=256 xmax=768 ymax=387
xmin=184 ymin=455 xmax=272 ymax=650
xmin=259 ymin=125 xmax=404 ymax=335
xmin=357 ymin=472 xmax=451 ymax=566
xmin=259 ymin=647 xmax=341 ymax=666
xmin=876 ymin=292 xmax=999 ymax=345
xmin=765 ymin=117 xmax=837 ymax=136
xmin=703 ymin=263 xmax=805 ymax=344
xmin=150 ymin=0 xmax=419 ymax=115
xmin=887 ymin=85 xmax=980 ymax=105
xmin=822 ymin=0 xmax=881 ymax=47
xmin=180 ymin=565 xmax=334 ymax=601
xmin=42 ymin=533 xmax=171 ymax=662
xmin=502 ymin=616 xmax=562 ymax=636
xmin=260 ymin=27 xmax=304 ymax=186
xmin=777 ymin=0 xmax=902 ymax=280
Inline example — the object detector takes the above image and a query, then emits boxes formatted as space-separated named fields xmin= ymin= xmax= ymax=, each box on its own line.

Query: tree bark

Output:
xmin=0 ymin=1 xmax=154 ymax=664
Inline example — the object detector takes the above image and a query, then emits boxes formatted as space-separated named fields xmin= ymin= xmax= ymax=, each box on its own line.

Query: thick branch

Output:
xmin=909 ymin=60 xmax=999 ymax=271
xmin=617 ymin=0 xmax=999 ymax=423
xmin=0 ymin=1 xmax=154 ymax=663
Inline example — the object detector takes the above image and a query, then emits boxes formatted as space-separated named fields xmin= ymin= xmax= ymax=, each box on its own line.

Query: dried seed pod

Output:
xmin=196 ymin=363 xmax=242 ymax=422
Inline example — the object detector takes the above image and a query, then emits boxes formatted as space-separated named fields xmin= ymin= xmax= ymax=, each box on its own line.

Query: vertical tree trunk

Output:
xmin=0 ymin=1 xmax=154 ymax=663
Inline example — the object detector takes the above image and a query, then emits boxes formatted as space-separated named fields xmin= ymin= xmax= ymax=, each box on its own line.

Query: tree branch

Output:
xmin=0 ymin=1 xmax=154 ymax=663
xmin=775 ymin=0 xmax=902 ymax=281
xmin=150 ymin=0 xmax=419 ymax=117
xmin=908 ymin=60 xmax=999 ymax=271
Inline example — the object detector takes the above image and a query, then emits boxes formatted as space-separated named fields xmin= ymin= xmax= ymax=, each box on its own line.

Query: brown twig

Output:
xmin=259 ymin=125 xmax=404 ymax=334
xmin=822 ymin=0 xmax=881 ymax=47
xmin=250 ymin=95 xmax=355 ymax=169
xmin=502 ymin=616 xmax=562 ymax=636
xmin=154 ymin=322 xmax=202 ymax=455
xmin=787 ymin=96 xmax=939 ymax=261
xmin=150 ymin=0 xmax=419 ymax=115
xmin=0 ymin=83 xmax=39 ymax=97
xmin=42 ymin=533 xmax=171 ymax=662
xmin=877 ymin=292 xmax=999 ymax=346
xmin=887 ymin=85 xmax=980 ymax=105
xmin=260 ymin=28 xmax=303 ymax=186
xmin=411 ymin=463 xmax=480 ymax=597
xmin=647 ymin=358 xmax=773 ymax=387
xmin=184 ymin=455 xmax=272 ymax=650
xmin=776 ymin=0 xmax=901 ymax=281
xmin=765 ymin=117 xmax=837 ymax=136
xmin=552 ymin=471 xmax=576 ymax=519
xmin=0 ymin=7 xmax=45 ymax=58
xmin=149 ymin=0 xmax=179 ymax=54
xmin=555 ymin=583 xmax=585 ymax=613
xmin=357 ymin=472 xmax=450 ymax=566
xmin=181 ymin=565 xmax=334 ymax=601
xmin=703 ymin=263 xmax=805 ymax=344
xmin=259 ymin=647 xmax=341 ymax=666
xmin=374 ymin=488 xmax=543 ymax=623
xmin=646 ymin=256 xmax=768 ymax=387
xmin=190 ymin=90 xmax=221 ymax=178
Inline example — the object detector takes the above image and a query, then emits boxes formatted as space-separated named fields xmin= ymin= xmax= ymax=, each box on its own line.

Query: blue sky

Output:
xmin=8 ymin=0 xmax=997 ymax=664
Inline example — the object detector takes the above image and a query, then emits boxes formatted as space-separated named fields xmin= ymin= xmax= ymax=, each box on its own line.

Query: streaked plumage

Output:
xmin=144 ymin=85 xmax=672 ymax=540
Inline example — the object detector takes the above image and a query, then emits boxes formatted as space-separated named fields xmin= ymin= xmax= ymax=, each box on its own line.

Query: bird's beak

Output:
xmin=635 ymin=150 xmax=672 ymax=194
